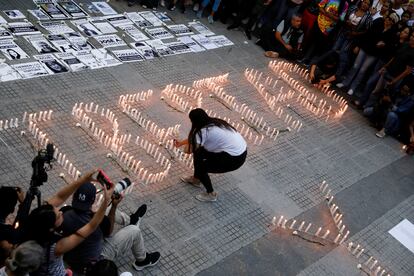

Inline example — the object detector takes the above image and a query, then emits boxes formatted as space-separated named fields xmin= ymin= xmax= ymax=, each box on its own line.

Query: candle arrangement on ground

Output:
xmin=160 ymin=83 xmax=203 ymax=113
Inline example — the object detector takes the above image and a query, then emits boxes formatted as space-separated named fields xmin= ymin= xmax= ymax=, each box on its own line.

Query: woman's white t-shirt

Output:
xmin=195 ymin=126 xmax=247 ymax=156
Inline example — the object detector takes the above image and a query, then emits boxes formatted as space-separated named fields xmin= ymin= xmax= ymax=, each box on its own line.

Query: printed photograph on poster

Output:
xmin=119 ymin=25 xmax=148 ymax=42
xmin=34 ymin=53 xmax=69 ymax=74
xmin=130 ymin=42 xmax=156 ymax=59
xmin=47 ymin=34 xmax=77 ymax=53
xmin=25 ymin=35 xmax=59 ymax=54
xmin=92 ymin=2 xmax=117 ymax=15
xmin=86 ymin=4 xmax=100 ymax=14
xmin=12 ymin=62 xmax=50 ymax=79
xmin=178 ymin=36 xmax=205 ymax=52
xmin=166 ymin=24 xmax=194 ymax=36
xmin=138 ymin=11 xmax=163 ymax=27
xmin=8 ymin=22 xmax=41 ymax=36
xmin=164 ymin=41 xmax=191 ymax=55
xmin=191 ymin=34 xmax=217 ymax=50
xmin=28 ymin=9 xmax=50 ymax=20
xmin=0 ymin=27 xmax=13 ymax=40
xmin=72 ymin=19 xmax=102 ymax=37
xmin=90 ymin=20 xmax=117 ymax=34
xmin=35 ymin=0 xmax=68 ymax=19
xmin=0 ymin=63 xmax=22 ymax=82
xmin=39 ymin=21 xmax=74 ymax=34
xmin=153 ymin=11 xmax=172 ymax=23
xmin=94 ymin=34 xmax=126 ymax=48
xmin=55 ymin=52 xmax=87 ymax=71
xmin=57 ymin=0 xmax=88 ymax=18
xmin=112 ymin=49 xmax=145 ymax=62
xmin=0 ymin=39 xmax=29 ymax=60
xmin=3 ymin=10 xmax=26 ymax=20
xmin=65 ymin=32 xmax=94 ymax=51
xmin=209 ymin=35 xmax=234 ymax=47
xmin=74 ymin=50 xmax=102 ymax=69
xmin=145 ymin=27 xmax=174 ymax=40
xmin=0 ymin=15 xmax=7 ymax=24
xmin=91 ymin=49 xmax=122 ymax=67
xmin=104 ymin=15 xmax=132 ymax=27
xmin=145 ymin=39 xmax=175 ymax=57
xmin=188 ymin=21 xmax=215 ymax=36
xmin=126 ymin=12 xmax=152 ymax=28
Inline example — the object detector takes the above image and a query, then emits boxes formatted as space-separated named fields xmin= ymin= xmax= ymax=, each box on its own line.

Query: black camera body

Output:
xmin=31 ymin=143 xmax=54 ymax=187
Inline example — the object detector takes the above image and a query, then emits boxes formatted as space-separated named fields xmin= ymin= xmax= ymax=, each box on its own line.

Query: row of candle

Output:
xmin=161 ymin=87 xmax=201 ymax=113
xmin=205 ymin=109 xmax=264 ymax=145
xmin=0 ymin=118 xmax=19 ymax=131
xmin=23 ymin=110 xmax=53 ymax=124
xmin=27 ymin=121 xmax=81 ymax=180
xmin=355 ymin=252 xmax=391 ymax=276
xmin=118 ymin=89 xmax=153 ymax=104
xmin=164 ymin=138 xmax=194 ymax=169
xmin=134 ymin=135 xmax=171 ymax=170
xmin=164 ymin=84 xmax=203 ymax=100
xmin=244 ymin=69 xmax=303 ymax=132
xmin=192 ymin=73 xmax=229 ymax=89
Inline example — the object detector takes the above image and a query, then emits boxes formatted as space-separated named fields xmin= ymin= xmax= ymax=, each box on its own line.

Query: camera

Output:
xmin=97 ymin=170 xmax=132 ymax=198
xmin=31 ymin=143 xmax=54 ymax=187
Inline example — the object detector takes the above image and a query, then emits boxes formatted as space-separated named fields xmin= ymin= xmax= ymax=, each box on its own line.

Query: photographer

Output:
xmin=0 ymin=187 xmax=25 ymax=245
xmin=60 ymin=181 xmax=160 ymax=273
xmin=22 ymin=170 xmax=111 ymax=276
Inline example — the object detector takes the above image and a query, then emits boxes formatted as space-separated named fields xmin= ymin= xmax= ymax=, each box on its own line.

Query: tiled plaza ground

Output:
xmin=0 ymin=1 xmax=413 ymax=275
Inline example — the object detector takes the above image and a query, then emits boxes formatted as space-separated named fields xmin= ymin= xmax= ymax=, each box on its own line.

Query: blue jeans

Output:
xmin=343 ymin=49 xmax=378 ymax=91
xmin=202 ymin=0 xmax=221 ymax=12
xmin=384 ymin=111 xmax=400 ymax=134
xmin=364 ymin=71 xmax=394 ymax=108
xmin=357 ymin=60 xmax=385 ymax=105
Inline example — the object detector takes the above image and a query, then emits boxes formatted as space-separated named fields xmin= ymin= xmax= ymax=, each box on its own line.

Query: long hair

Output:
xmin=188 ymin=108 xmax=235 ymax=152
xmin=23 ymin=204 xmax=57 ymax=245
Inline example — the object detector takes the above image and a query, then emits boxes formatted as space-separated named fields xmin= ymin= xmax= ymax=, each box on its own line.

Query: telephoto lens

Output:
xmin=114 ymin=178 xmax=132 ymax=196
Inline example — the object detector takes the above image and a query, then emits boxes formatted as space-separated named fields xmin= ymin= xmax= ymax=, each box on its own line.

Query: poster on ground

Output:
xmin=35 ymin=0 xmax=68 ymax=19
xmin=8 ymin=22 xmax=41 ymax=36
xmin=130 ymin=41 xmax=156 ymax=59
xmin=178 ymin=36 xmax=205 ymax=52
xmin=12 ymin=61 xmax=50 ymax=78
xmin=91 ymin=2 xmax=117 ymax=15
xmin=0 ymin=15 xmax=7 ymax=24
xmin=91 ymin=49 xmax=122 ymax=67
xmin=74 ymin=50 xmax=102 ymax=69
xmin=0 ymin=27 xmax=13 ymax=40
xmin=28 ymin=9 xmax=50 ymax=20
xmin=94 ymin=34 xmax=126 ymax=48
xmin=112 ymin=49 xmax=145 ymax=62
xmin=188 ymin=21 xmax=215 ymax=36
xmin=209 ymin=35 xmax=234 ymax=47
xmin=34 ymin=53 xmax=69 ymax=74
xmin=0 ymin=39 xmax=29 ymax=60
xmin=164 ymin=41 xmax=191 ymax=55
xmin=166 ymin=24 xmax=194 ymax=36
xmin=72 ymin=19 xmax=102 ymax=37
xmin=153 ymin=11 xmax=172 ymax=23
xmin=25 ymin=34 xmax=59 ymax=54
xmin=145 ymin=39 xmax=175 ymax=57
xmin=55 ymin=52 xmax=87 ymax=71
xmin=56 ymin=0 xmax=88 ymax=18
xmin=145 ymin=27 xmax=174 ymax=40
xmin=126 ymin=12 xmax=152 ymax=28
xmin=90 ymin=20 xmax=117 ymax=34
xmin=0 ymin=63 xmax=22 ymax=82
xmin=3 ymin=10 xmax=26 ymax=20
xmin=191 ymin=34 xmax=217 ymax=50
xmin=47 ymin=34 xmax=77 ymax=53
xmin=119 ymin=25 xmax=148 ymax=41
xmin=104 ymin=14 xmax=132 ymax=27
xmin=138 ymin=11 xmax=163 ymax=27
xmin=65 ymin=32 xmax=94 ymax=50
xmin=39 ymin=21 xmax=74 ymax=34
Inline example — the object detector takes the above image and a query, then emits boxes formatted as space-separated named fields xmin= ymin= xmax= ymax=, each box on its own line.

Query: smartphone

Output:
xmin=97 ymin=169 xmax=113 ymax=190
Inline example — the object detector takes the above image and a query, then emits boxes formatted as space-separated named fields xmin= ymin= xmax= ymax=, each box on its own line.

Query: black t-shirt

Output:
xmin=387 ymin=44 xmax=414 ymax=77
xmin=59 ymin=208 xmax=110 ymax=270
xmin=0 ymin=223 xmax=21 ymax=244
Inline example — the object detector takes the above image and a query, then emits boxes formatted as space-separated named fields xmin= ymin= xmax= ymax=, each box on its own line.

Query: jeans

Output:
xmin=364 ymin=71 xmax=394 ymax=108
xmin=193 ymin=147 xmax=247 ymax=193
xmin=202 ymin=0 xmax=221 ymax=12
xmin=273 ymin=0 xmax=300 ymax=28
xmin=101 ymin=210 xmax=146 ymax=262
xmin=384 ymin=111 xmax=400 ymax=134
xmin=357 ymin=60 xmax=385 ymax=105
xmin=343 ymin=49 xmax=378 ymax=91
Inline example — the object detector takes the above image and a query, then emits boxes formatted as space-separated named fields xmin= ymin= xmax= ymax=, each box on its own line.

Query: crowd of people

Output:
xmin=127 ymin=0 xmax=414 ymax=150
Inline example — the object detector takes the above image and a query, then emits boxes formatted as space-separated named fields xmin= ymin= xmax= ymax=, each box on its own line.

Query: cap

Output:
xmin=72 ymin=182 xmax=96 ymax=211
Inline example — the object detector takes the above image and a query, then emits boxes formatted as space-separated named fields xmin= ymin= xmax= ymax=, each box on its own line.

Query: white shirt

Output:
xmin=0 ymin=267 xmax=7 ymax=276
xmin=196 ymin=126 xmax=247 ymax=156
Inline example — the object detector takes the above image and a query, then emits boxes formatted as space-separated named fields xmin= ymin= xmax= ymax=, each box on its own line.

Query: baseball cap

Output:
xmin=72 ymin=182 xmax=96 ymax=211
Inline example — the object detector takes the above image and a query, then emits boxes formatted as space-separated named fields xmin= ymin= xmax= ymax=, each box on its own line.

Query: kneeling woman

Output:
xmin=174 ymin=108 xmax=247 ymax=202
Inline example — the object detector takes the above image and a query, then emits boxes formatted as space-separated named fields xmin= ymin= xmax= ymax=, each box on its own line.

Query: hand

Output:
xmin=378 ymin=67 xmax=386 ymax=75
xmin=370 ymin=7 xmax=377 ymax=15
xmin=353 ymin=46 xmax=360 ymax=55
xmin=83 ymin=170 xmax=98 ymax=183
xmin=16 ymin=187 xmax=25 ymax=203
xmin=285 ymin=44 xmax=293 ymax=52
xmin=310 ymin=72 xmax=315 ymax=81
xmin=103 ymin=183 xmax=115 ymax=204
xmin=111 ymin=194 xmax=123 ymax=207
xmin=319 ymin=79 xmax=327 ymax=85
xmin=173 ymin=139 xmax=181 ymax=147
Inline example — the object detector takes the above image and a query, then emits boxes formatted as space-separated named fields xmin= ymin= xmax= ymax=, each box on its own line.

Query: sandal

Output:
xmin=180 ymin=176 xmax=202 ymax=188
xmin=264 ymin=51 xmax=279 ymax=58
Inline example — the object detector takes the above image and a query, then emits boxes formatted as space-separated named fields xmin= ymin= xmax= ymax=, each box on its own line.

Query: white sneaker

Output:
xmin=347 ymin=89 xmax=354 ymax=96
xmin=336 ymin=83 xmax=344 ymax=88
xmin=196 ymin=192 xmax=218 ymax=202
xmin=375 ymin=129 xmax=386 ymax=138
xmin=193 ymin=3 xmax=199 ymax=11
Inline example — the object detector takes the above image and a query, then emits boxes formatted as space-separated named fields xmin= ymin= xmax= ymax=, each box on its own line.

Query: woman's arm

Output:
xmin=174 ymin=139 xmax=193 ymax=154
xmin=47 ymin=170 xmax=96 ymax=207
xmin=54 ymin=184 xmax=113 ymax=256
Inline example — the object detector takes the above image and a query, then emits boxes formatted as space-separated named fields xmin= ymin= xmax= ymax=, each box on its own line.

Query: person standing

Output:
xmin=174 ymin=108 xmax=247 ymax=202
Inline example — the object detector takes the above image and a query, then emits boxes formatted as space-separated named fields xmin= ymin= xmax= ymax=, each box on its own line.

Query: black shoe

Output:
xmin=227 ymin=23 xmax=239 ymax=30
xmin=132 ymin=252 xmax=161 ymax=271
xmin=130 ymin=204 xmax=147 ymax=225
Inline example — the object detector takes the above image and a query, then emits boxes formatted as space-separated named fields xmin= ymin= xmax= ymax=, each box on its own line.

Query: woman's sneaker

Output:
xmin=347 ymin=89 xmax=354 ymax=96
xmin=133 ymin=252 xmax=161 ymax=271
xmin=196 ymin=192 xmax=218 ymax=202
xmin=336 ymin=83 xmax=344 ymax=88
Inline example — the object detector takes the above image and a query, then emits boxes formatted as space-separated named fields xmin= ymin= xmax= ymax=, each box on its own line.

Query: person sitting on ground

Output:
xmin=85 ymin=259 xmax=132 ymax=276
xmin=0 ymin=241 xmax=44 ymax=276
xmin=22 ymin=170 xmax=111 ymax=276
xmin=174 ymin=108 xmax=247 ymax=202
xmin=59 ymin=182 xmax=159 ymax=273
xmin=309 ymin=50 xmax=340 ymax=87
xmin=258 ymin=13 xmax=304 ymax=59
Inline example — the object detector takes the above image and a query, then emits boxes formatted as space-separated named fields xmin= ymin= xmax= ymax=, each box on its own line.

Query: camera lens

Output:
xmin=114 ymin=178 xmax=132 ymax=195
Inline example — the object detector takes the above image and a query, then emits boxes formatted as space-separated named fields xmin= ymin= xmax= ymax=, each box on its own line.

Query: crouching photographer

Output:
xmin=59 ymin=171 xmax=160 ymax=275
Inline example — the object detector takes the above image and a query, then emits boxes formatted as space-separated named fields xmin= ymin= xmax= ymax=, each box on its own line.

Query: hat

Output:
xmin=72 ymin=183 xmax=96 ymax=211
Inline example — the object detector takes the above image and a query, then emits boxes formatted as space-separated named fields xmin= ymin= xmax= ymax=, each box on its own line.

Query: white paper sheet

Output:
xmin=389 ymin=219 xmax=414 ymax=254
